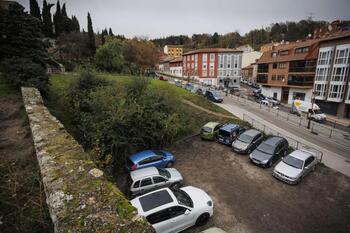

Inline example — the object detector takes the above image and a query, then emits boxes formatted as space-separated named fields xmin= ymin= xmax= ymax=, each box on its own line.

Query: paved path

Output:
xmin=182 ymin=99 xmax=236 ymax=119
xmin=217 ymin=96 xmax=350 ymax=177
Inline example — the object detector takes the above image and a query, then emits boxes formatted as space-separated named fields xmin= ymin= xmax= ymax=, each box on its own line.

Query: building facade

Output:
xmin=182 ymin=48 xmax=242 ymax=87
xmin=241 ymin=51 xmax=262 ymax=68
xmin=313 ymin=31 xmax=350 ymax=118
xmin=257 ymin=40 xmax=320 ymax=104
xmin=164 ymin=45 xmax=184 ymax=57
xmin=169 ymin=57 xmax=183 ymax=77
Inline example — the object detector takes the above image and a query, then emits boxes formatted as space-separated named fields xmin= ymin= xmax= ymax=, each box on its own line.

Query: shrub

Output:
xmin=0 ymin=58 xmax=49 ymax=95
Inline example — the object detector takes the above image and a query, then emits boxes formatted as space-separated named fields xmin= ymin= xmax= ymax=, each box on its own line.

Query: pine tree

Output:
xmin=87 ymin=12 xmax=96 ymax=55
xmin=53 ymin=0 xmax=63 ymax=36
xmin=61 ymin=3 xmax=67 ymax=17
xmin=42 ymin=0 xmax=54 ymax=37
xmin=109 ymin=28 xmax=114 ymax=36
xmin=101 ymin=28 xmax=108 ymax=45
xmin=71 ymin=16 xmax=80 ymax=32
xmin=29 ymin=0 xmax=41 ymax=21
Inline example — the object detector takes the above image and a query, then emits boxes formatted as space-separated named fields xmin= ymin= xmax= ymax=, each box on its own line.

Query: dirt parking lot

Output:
xmin=168 ymin=136 xmax=350 ymax=233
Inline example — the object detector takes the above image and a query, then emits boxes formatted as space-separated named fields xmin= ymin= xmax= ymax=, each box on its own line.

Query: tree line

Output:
xmin=151 ymin=19 xmax=329 ymax=50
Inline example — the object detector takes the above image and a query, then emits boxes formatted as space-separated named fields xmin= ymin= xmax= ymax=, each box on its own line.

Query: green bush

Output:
xmin=0 ymin=58 xmax=49 ymax=95
xmin=65 ymin=72 xmax=187 ymax=168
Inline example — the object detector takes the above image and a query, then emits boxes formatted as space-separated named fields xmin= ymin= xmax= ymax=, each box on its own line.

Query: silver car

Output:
xmin=273 ymin=149 xmax=318 ymax=184
xmin=127 ymin=167 xmax=183 ymax=197
xmin=232 ymin=129 xmax=263 ymax=154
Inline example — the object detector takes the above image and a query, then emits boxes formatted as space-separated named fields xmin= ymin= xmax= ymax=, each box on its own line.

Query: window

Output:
xmin=278 ymin=63 xmax=286 ymax=69
xmin=146 ymin=206 xmax=187 ymax=225
xmin=295 ymin=47 xmax=309 ymax=54
xmin=153 ymin=176 xmax=167 ymax=184
xmin=335 ymin=48 xmax=350 ymax=64
xmin=203 ymin=64 xmax=207 ymax=69
xmin=280 ymin=50 xmax=289 ymax=55
xmin=210 ymin=53 xmax=215 ymax=61
xmin=314 ymin=83 xmax=327 ymax=98
xmin=141 ymin=178 xmax=153 ymax=187
xmin=271 ymin=75 xmax=276 ymax=81
xmin=202 ymin=53 xmax=208 ymax=62
xmin=304 ymin=157 xmax=315 ymax=167
xmin=293 ymin=92 xmax=306 ymax=101
xmin=328 ymin=84 xmax=345 ymax=99
xmin=209 ymin=70 xmax=214 ymax=76
xmin=331 ymin=67 xmax=349 ymax=82
xmin=202 ymin=70 xmax=207 ymax=77
xmin=273 ymin=93 xmax=277 ymax=99
xmin=277 ymin=75 xmax=284 ymax=81
xmin=271 ymin=52 xmax=277 ymax=57
xmin=133 ymin=180 xmax=140 ymax=188
xmin=272 ymin=63 xmax=277 ymax=69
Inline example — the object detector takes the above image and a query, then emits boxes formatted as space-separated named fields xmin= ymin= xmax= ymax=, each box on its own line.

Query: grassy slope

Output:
xmin=47 ymin=73 xmax=245 ymax=141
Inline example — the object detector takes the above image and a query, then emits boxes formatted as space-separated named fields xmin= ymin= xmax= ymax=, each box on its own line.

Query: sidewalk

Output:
xmin=325 ymin=114 xmax=350 ymax=127
xmin=217 ymin=99 xmax=350 ymax=177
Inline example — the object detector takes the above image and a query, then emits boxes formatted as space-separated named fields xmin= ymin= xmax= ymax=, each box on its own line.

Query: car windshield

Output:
xmin=170 ymin=187 xmax=193 ymax=208
xmin=157 ymin=168 xmax=171 ymax=178
xmin=201 ymin=126 xmax=212 ymax=133
xmin=238 ymin=134 xmax=253 ymax=143
xmin=283 ymin=155 xmax=303 ymax=169
xmin=218 ymin=129 xmax=231 ymax=138
xmin=313 ymin=109 xmax=322 ymax=114
xmin=213 ymin=93 xmax=221 ymax=98
xmin=257 ymin=143 xmax=274 ymax=154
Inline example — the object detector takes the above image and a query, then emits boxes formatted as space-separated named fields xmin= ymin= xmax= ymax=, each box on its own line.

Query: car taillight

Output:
xmin=131 ymin=164 xmax=138 ymax=171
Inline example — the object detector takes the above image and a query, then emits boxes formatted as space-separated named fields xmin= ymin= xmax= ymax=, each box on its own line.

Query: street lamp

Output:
xmin=307 ymin=91 xmax=316 ymax=129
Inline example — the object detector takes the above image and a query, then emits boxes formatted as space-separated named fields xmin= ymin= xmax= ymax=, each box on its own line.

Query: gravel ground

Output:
xmin=168 ymin=136 xmax=350 ymax=233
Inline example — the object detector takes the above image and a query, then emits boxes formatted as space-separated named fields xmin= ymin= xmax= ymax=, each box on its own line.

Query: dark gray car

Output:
xmin=249 ymin=136 xmax=288 ymax=167
xmin=232 ymin=129 xmax=264 ymax=154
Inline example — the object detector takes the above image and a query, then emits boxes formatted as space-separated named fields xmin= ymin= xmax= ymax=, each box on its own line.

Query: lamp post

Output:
xmin=307 ymin=91 xmax=316 ymax=129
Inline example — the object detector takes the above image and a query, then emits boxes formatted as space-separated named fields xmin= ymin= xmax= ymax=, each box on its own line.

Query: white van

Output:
xmin=291 ymin=100 xmax=326 ymax=122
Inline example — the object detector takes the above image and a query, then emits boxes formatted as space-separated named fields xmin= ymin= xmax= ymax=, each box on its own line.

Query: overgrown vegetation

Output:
xmin=47 ymin=72 xmax=241 ymax=173
xmin=0 ymin=2 xmax=49 ymax=95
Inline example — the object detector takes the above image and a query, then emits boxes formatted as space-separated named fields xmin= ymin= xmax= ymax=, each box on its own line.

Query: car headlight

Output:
xmin=207 ymin=200 xmax=213 ymax=207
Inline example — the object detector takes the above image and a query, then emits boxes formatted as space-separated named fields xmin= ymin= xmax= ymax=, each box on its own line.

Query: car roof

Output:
xmin=203 ymin=122 xmax=220 ymax=128
xmin=264 ymin=136 xmax=285 ymax=146
xmin=220 ymin=123 xmax=239 ymax=131
xmin=131 ymin=188 xmax=177 ymax=216
xmin=242 ymin=129 xmax=261 ymax=137
xmin=130 ymin=167 xmax=159 ymax=181
xmin=288 ymin=150 xmax=314 ymax=161
xmin=129 ymin=150 xmax=157 ymax=163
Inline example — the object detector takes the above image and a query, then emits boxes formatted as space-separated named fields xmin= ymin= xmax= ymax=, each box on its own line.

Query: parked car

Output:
xmin=232 ymin=129 xmax=264 ymax=154
xmin=127 ymin=167 xmax=183 ymax=197
xmin=185 ymin=83 xmax=194 ymax=91
xmin=266 ymin=97 xmax=280 ymax=105
xmin=200 ymin=122 xmax=223 ymax=140
xmin=126 ymin=150 xmax=175 ymax=171
xmin=196 ymin=88 xmax=206 ymax=96
xmin=159 ymin=76 xmax=168 ymax=81
xmin=217 ymin=124 xmax=245 ymax=145
xmin=249 ymin=136 xmax=289 ymax=167
xmin=201 ymin=227 xmax=227 ymax=233
xmin=273 ymin=149 xmax=318 ymax=184
xmin=131 ymin=187 xmax=214 ymax=233
xmin=205 ymin=90 xmax=223 ymax=103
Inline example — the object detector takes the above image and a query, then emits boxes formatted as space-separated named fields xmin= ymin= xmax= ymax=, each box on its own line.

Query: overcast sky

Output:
xmin=17 ymin=0 xmax=350 ymax=39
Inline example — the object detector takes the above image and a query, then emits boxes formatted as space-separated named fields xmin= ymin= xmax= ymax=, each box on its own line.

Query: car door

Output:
xmin=164 ymin=206 xmax=194 ymax=233
xmin=273 ymin=143 xmax=283 ymax=162
xmin=152 ymin=176 xmax=168 ymax=190
xmin=139 ymin=177 xmax=154 ymax=194
xmin=251 ymin=134 xmax=262 ymax=149
xmin=131 ymin=180 xmax=141 ymax=195
xmin=146 ymin=208 xmax=173 ymax=233
xmin=145 ymin=155 xmax=164 ymax=168
xmin=303 ymin=156 xmax=315 ymax=176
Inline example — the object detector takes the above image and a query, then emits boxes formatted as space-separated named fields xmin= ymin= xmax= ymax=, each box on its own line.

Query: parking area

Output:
xmin=168 ymin=136 xmax=350 ymax=233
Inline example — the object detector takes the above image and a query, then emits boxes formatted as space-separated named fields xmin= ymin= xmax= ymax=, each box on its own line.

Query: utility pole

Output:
xmin=307 ymin=91 xmax=316 ymax=129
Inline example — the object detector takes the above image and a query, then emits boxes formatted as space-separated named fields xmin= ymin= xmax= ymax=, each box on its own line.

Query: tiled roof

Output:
xmin=169 ymin=56 xmax=183 ymax=63
xmin=257 ymin=39 xmax=320 ymax=64
xmin=318 ymin=30 xmax=350 ymax=42
xmin=183 ymin=48 xmax=242 ymax=55
xmin=242 ymin=64 xmax=254 ymax=70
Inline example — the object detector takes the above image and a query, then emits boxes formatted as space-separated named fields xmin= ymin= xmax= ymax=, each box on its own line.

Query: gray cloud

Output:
xmin=17 ymin=0 xmax=350 ymax=38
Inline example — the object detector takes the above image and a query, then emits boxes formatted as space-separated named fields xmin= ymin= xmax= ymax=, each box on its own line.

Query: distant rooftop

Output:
xmin=184 ymin=48 xmax=242 ymax=55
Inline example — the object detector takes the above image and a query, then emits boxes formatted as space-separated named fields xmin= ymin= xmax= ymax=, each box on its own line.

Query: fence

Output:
xmin=243 ymin=114 xmax=324 ymax=162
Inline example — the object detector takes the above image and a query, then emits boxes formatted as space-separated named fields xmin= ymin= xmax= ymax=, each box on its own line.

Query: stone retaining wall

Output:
xmin=21 ymin=87 xmax=154 ymax=233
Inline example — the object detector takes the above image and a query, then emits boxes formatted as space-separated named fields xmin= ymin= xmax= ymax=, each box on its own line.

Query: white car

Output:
xmin=127 ymin=167 xmax=183 ymax=197
xmin=273 ymin=149 xmax=318 ymax=184
xmin=131 ymin=186 xmax=214 ymax=233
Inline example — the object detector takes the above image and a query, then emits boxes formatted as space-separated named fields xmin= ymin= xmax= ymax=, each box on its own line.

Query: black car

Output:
xmin=205 ymin=90 xmax=223 ymax=103
xmin=249 ymin=136 xmax=289 ymax=167
xmin=217 ymin=124 xmax=245 ymax=145
xmin=232 ymin=129 xmax=264 ymax=154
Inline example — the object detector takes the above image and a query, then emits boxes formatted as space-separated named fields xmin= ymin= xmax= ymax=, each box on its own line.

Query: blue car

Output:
xmin=216 ymin=124 xmax=245 ymax=145
xmin=126 ymin=150 xmax=175 ymax=171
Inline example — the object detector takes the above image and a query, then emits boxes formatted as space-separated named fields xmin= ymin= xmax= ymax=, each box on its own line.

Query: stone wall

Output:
xmin=21 ymin=87 xmax=154 ymax=233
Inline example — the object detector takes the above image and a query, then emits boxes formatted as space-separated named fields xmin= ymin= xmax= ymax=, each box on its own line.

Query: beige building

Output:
xmin=164 ymin=45 xmax=184 ymax=57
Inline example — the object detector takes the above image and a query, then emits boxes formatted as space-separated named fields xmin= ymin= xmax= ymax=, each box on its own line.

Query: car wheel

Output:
xmin=268 ymin=161 xmax=273 ymax=167
xmin=195 ymin=213 xmax=210 ymax=226
xmin=167 ymin=162 xmax=174 ymax=168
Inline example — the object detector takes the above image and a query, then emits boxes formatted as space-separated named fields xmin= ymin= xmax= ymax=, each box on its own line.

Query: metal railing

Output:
xmin=243 ymin=114 xmax=323 ymax=162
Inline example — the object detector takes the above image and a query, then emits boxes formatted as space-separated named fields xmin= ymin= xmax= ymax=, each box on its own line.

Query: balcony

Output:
xmin=257 ymin=74 xmax=268 ymax=83
xmin=287 ymin=75 xmax=314 ymax=86
xmin=289 ymin=60 xmax=316 ymax=73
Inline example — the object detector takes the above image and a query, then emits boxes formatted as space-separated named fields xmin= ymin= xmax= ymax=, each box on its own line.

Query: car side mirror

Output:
xmin=184 ymin=209 xmax=191 ymax=215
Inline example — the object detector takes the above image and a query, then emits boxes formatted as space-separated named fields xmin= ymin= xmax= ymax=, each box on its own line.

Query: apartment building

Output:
xmin=182 ymin=48 xmax=242 ymax=87
xmin=242 ymin=63 xmax=258 ymax=83
xmin=164 ymin=45 xmax=184 ymax=57
xmin=169 ymin=57 xmax=183 ymax=77
xmin=313 ymin=30 xmax=350 ymax=118
xmin=256 ymin=39 xmax=320 ymax=104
